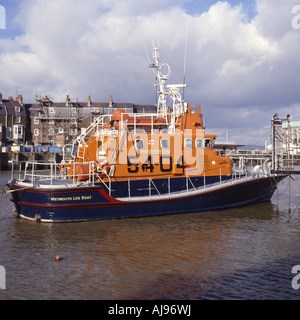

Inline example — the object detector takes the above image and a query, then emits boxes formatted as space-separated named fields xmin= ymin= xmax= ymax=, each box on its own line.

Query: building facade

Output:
xmin=0 ymin=93 xmax=29 ymax=146
xmin=0 ymin=92 xmax=156 ymax=148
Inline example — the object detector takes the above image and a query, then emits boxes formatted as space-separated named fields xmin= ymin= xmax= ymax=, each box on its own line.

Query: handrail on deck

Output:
xmin=10 ymin=160 xmax=112 ymax=190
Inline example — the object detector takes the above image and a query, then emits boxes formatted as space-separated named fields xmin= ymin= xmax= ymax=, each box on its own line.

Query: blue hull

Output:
xmin=9 ymin=175 xmax=286 ymax=222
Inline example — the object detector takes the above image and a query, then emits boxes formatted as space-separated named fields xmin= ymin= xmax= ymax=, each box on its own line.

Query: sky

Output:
xmin=0 ymin=0 xmax=300 ymax=145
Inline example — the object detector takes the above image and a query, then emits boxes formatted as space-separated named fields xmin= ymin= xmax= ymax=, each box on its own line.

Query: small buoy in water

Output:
xmin=55 ymin=255 xmax=62 ymax=261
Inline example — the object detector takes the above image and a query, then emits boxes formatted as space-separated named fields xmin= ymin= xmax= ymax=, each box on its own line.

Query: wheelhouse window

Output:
xmin=196 ymin=138 xmax=203 ymax=149
xmin=135 ymin=139 xmax=144 ymax=150
xmin=98 ymin=140 xmax=103 ymax=152
xmin=160 ymin=138 xmax=169 ymax=149
xmin=98 ymin=140 xmax=106 ymax=158
xmin=204 ymin=139 xmax=212 ymax=149
xmin=184 ymin=138 xmax=193 ymax=149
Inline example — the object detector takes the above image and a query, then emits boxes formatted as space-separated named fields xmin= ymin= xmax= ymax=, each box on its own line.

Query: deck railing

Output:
xmin=11 ymin=160 xmax=110 ymax=188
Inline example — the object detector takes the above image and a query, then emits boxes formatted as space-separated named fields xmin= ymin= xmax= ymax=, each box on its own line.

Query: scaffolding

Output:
xmin=34 ymin=96 xmax=80 ymax=146
xmin=271 ymin=113 xmax=300 ymax=173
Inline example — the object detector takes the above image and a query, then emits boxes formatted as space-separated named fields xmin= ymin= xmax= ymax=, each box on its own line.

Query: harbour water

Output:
xmin=0 ymin=170 xmax=300 ymax=300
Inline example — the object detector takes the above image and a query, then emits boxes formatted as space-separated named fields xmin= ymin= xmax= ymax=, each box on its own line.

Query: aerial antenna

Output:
xmin=183 ymin=21 xmax=188 ymax=101
xmin=143 ymin=39 xmax=158 ymax=104
xmin=142 ymin=38 xmax=151 ymax=65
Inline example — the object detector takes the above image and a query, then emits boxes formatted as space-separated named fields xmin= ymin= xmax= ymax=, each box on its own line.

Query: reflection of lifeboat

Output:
xmin=6 ymin=45 xmax=287 ymax=222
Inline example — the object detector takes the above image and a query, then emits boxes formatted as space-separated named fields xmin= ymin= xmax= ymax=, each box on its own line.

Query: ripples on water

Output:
xmin=1 ymin=171 xmax=300 ymax=300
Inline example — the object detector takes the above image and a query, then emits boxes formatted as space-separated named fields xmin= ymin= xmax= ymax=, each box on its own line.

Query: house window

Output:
xmin=71 ymin=128 xmax=77 ymax=136
xmin=49 ymin=119 xmax=55 ymax=125
xmin=92 ymin=107 xmax=100 ymax=113
xmin=71 ymin=119 xmax=77 ymax=125
xmin=34 ymin=129 xmax=39 ymax=136
xmin=16 ymin=116 xmax=21 ymax=124
xmin=34 ymin=117 xmax=39 ymax=124
xmin=6 ymin=127 xmax=12 ymax=139
xmin=58 ymin=127 xmax=64 ymax=134
xmin=49 ymin=128 xmax=54 ymax=135
xmin=184 ymin=138 xmax=193 ymax=149
xmin=13 ymin=125 xmax=23 ymax=140
xmin=15 ymin=106 xmax=20 ymax=113
xmin=49 ymin=107 xmax=55 ymax=115
xmin=71 ymin=108 xmax=77 ymax=116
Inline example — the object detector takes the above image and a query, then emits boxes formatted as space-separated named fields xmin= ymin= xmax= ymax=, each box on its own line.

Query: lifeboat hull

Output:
xmin=8 ymin=175 xmax=286 ymax=222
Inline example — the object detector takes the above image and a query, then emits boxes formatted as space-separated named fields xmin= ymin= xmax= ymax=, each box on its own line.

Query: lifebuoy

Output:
xmin=59 ymin=160 xmax=71 ymax=173
xmin=94 ymin=162 xmax=102 ymax=172
xmin=94 ymin=161 xmax=110 ymax=178
xmin=101 ymin=162 xmax=110 ymax=176
xmin=58 ymin=160 xmax=65 ymax=172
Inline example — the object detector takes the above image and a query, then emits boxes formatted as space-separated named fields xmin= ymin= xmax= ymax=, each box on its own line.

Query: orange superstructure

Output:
xmin=62 ymin=103 xmax=231 ymax=184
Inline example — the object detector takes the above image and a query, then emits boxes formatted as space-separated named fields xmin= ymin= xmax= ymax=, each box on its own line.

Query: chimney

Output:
xmin=109 ymin=95 xmax=113 ymax=107
xmin=0 ymin=92 xmax=2 ymax=103
xmin=66 ymin=94 xmax=70 ymax=106
xmin=15 ymin=94 xmax=23 ymax=105
xmin=8 ymin=96 xmax=13 ymax=101
xmin=88 ymin=96 xmax=91 ymax=107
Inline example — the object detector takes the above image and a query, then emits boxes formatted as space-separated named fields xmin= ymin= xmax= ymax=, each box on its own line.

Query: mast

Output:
xmin=149 ymin=43 xmax=187 ymax=129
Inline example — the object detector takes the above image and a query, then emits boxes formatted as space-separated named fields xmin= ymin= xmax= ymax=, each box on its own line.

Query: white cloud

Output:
xmin=0 ymin=0 xmax=300 ymax=144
